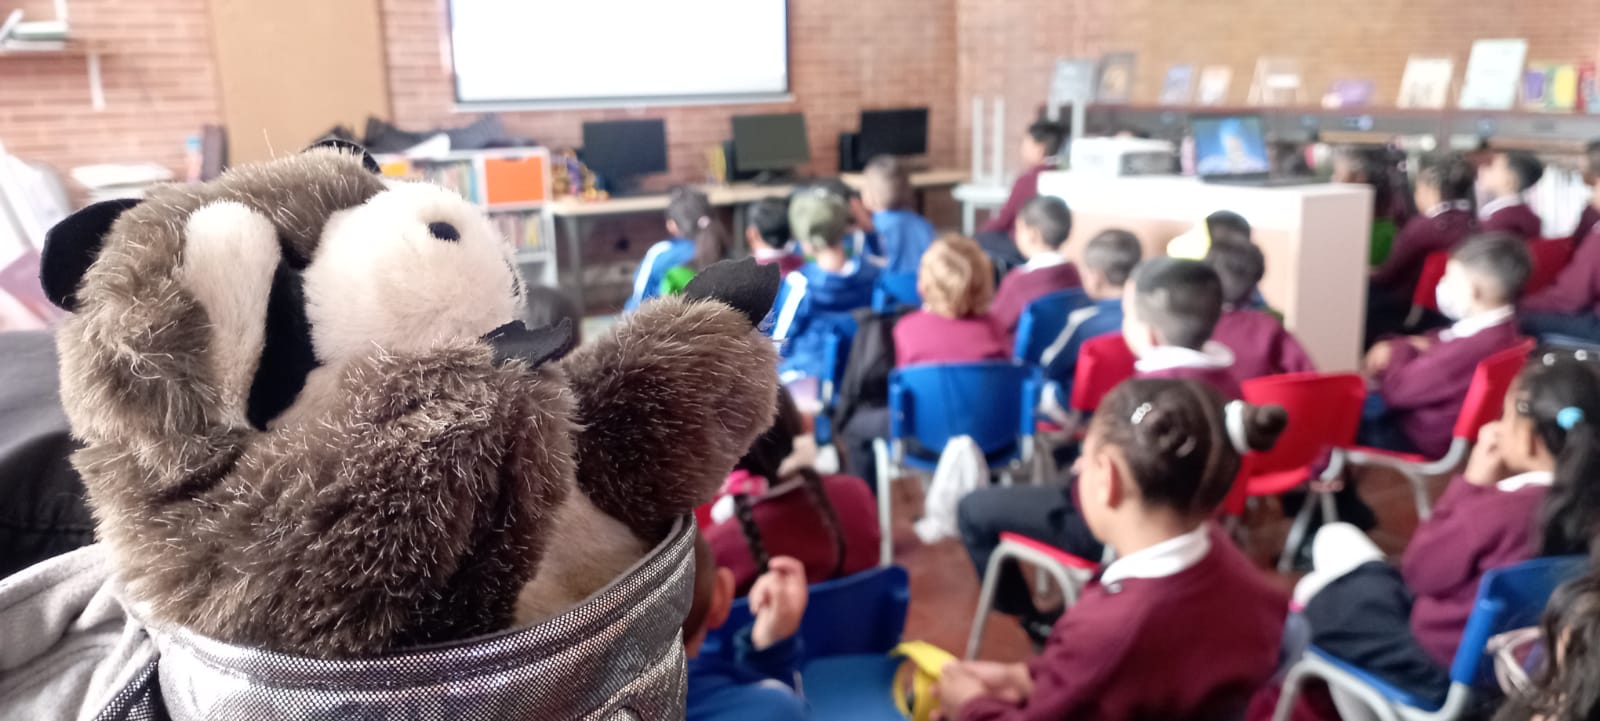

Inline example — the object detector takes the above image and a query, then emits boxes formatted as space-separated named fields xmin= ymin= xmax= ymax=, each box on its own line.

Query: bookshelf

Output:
xmin=375 ymin=147 xmax=558 ymax=289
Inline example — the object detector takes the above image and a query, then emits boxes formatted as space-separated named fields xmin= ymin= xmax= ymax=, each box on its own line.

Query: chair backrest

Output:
xmin=872 ymin=272 xmax=922 ymax=313
xmin=889 ymin=362 xmax=1040 ymax=458
xmin=1412 ymin=251 xmax=1451 ymax=310
xmin=714 ymin=565 xmax=911 ymax=660
xmin=1069 ymin=334 xmax=1138 ymax=412
xmin=1451 ymin=340 xmax=1535 ymax=440
xmin=1525 ymin=238 xmax=1575 ymax=296
xmin=1013 ymin=288 xmax=1092 ymax=364
xmin=1240 ymin=372 xmax=1367 ymax=481
xmin=1451 ymin=555 xmax=1587 ymax=686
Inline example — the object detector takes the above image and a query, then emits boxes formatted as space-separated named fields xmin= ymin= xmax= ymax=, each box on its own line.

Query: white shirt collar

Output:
xmin=1497 ymin=470 xmax=1554 ymax=493
xmin=1426 ymin=200 xmax=1474 ymax=217
xmin=1440 ymin=306 xmax=1515 ymax=342
xmin=1479 ymin=195 xmax=1524 ymax=220
xmin=1133 ymin=341 xmax=1236 ymax=374
xmin=1024 ymin=252 xmax=1069 ymax=271
xmin=1100 ymin=525 xmax=1212 ymax=586
xmin=754 ymin=247 xmax=790 ymax=261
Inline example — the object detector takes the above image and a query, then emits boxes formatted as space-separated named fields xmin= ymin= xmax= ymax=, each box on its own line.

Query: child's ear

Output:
xmin=709 ymin=568 xmax=737 ymax=630
xmin=666 ymin=219 xmax=681 ymax=237
xmin=41 ymin=198 xmax=142 ymax=311
xmin=745 ymin=225 xmax=763 ymax=245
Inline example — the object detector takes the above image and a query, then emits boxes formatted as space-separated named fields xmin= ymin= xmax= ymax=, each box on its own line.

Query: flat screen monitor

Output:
xmin=731 ymin=112 xmax=811 ymax=173
xmin=857 ymin=108 xmax=929 ymax=163
xmin=1190 ymin=115 xmax=1271 ymax=179
xmin=581 ymin=119 xmax=669 ymax=187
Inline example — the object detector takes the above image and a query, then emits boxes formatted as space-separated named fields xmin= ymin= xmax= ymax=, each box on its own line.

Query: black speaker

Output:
xmin=837 ymin=132 xmax=862 ymax=173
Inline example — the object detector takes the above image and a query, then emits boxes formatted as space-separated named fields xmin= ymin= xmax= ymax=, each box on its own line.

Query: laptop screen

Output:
xmin=1191 ymin=115 xmax=1270 ymax=178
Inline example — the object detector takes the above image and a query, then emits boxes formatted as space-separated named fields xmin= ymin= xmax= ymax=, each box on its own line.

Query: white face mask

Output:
xmin=1435 ymin=274 xmax=1471 ymax=322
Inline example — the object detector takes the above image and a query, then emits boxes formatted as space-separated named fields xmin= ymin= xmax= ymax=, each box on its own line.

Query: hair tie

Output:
xmin=697 ymin=216 xmax=711 ymax=229
xmin=1224 ymin=400 xmax=1252 ymax=455
xmin=1130 ymin=402 xmax=1153 ymax=425
xmin=1558 ymin=407 xmax=1585 ymax=431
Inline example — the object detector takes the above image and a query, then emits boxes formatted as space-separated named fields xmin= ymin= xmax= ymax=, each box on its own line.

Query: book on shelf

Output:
xmin=491 ymin=211 xmax=545 ymax=255
xmin=1549 ymin=64 xmax=1579 ymax=111
xmin=1322 ymin=78 xmax=1374 ymax=108
xmin=1096 ymin=53 xmax=1136 ymax=103
xmin=1197 ymin=66 xmax=1232 ymax=105
xmin=1523 ymin=64 xmax=1551 ymax=110
xmin=1159 ymin=65 xmax=1195 ymax=105
xmin=1048 ymin=58 xmax=1099 ymax=107
xmin=1581 ymin=62 xmax=1600 ymax=113
xmin=1398 ymin=55 xmax=1453 ymax=109
xmin=1459 ymin=38 xmax=1527 ymax=110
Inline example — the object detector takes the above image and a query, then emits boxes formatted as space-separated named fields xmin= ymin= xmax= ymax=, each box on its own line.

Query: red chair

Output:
xmin=1405 ymin=251 xmax=1451 ymax=327
xmin=1069 ymin=334 xmax=1138 ymax=413
xmin=964 ymin=532 xmax=1097 ymax=659
xmin=1345 ymin=340 xmax=1534 ymax=519
xmin=1237 ymin=372 xmax=1367 ymax=571
xmin=1525 ymin=237 xmax=1574 ymax=296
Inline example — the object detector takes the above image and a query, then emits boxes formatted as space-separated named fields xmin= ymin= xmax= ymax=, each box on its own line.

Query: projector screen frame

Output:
xmin=444 ymin=0 xmax=793 ymax=111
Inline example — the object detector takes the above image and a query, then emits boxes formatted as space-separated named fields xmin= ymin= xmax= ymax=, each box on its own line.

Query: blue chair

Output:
xmin=1273 ymin=555 xmax=1587 ymax=721
xmin=814 ymin=327 xmax=855 ymax=447
xmin=871 ymin=362 xmax=1041 ymax=564
xmin=1013 ymin=288 xmax=1092 ymax=365
xmin=872 ymin=272 xmax=921 ymax=313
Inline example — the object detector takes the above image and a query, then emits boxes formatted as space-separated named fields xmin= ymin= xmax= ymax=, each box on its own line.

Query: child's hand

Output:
xmin=957 ymin=660 xmax=1033 ymax=702
xmin=1363 ymin=341 xmax=1394 ymax=374
xmin=934 ymin=662 xmax=991 ymax=715
xmin=1464 ymin=421 xmax=1510 ymax=487
xmin=1407 ymin=335 xmax=1434 ymax=353
xmin=749 ymin=556 xmax=808 ymax=650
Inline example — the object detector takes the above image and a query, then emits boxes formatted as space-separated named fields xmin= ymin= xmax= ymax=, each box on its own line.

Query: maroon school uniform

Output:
xmin=1211 ymin=308 xmax=1316 ymax=383
xmin=981 ymin=162 xmax=1055 ymax=236
xmin=1523 ymin=231 xmax=1600 ymax=316
xmin=1371 ymin=206 xmax=1476 ymax=296
xmin=706 ymin=474 xmax=881 ymax=594
xmin=1571 ymin=205 xmax=1600 ymax=247
xmin=1399 ymin=473 xmax=1548 ymax=666
xmin=1134 ymin=344 xmax=1243 ymax=399
xmin=958 ymin=527 xmax=1286 ymax=721
xmin=893 ymin=311 xmax=1009 ymax=367
xmin=1480 ymin=199 xmax=1542 ymax=240
xmin=1377 ymin=310 xmax=1522 ymax=458
xmin=989 ymin=258 xmax=1082 ymax=337
xmin=754 ymin=249 xmax=806 ymax=276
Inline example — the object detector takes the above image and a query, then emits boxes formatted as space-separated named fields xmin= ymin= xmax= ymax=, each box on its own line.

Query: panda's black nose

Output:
xmin=427 ymin=222 xmax=460 ymax=242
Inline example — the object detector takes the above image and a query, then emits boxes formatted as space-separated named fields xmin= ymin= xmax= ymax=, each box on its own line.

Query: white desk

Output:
xmin=1038 ymin=172 xmax=1374 ymax=371
xmin=951 ymin=182 xmax=1010 ymax=234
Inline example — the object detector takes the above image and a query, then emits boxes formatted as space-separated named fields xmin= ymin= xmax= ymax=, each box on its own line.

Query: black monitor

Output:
xmin=731 ymin=112 xmax=811 ymax=174
xmin=581 ymin=119 xmax=668 ymax=192
xmin=857 ymin=108 xmax=928 ymax=163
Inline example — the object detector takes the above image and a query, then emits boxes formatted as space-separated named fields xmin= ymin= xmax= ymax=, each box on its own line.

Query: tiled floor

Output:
xmin=897 ymin=465 xmax=1440 ymax=662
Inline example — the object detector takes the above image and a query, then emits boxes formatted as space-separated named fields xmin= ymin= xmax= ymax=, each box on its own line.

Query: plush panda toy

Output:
xmin=38 ymin=141 xmax=781 ymax=659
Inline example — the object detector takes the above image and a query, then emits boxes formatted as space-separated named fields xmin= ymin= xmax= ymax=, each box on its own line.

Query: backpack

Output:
xmin=830 ymin=306 xmax=910 ymax=434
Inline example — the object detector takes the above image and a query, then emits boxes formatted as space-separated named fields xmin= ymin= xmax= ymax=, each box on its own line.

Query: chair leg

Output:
xmin=1406 ymin=469 xmax=1433 ymax=521
xmin=965 ymin=547 xmax=1008 ymax=660
xmin=873 ymin=438 xmax=894 ymax=567
xmin=1272 ymin=661 xmax=1312 ymax=721
xmin=1278 ymin=489 xmax=1320 ymax=573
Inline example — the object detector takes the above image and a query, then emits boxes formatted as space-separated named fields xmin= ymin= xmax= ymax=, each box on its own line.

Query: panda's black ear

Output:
xmin=484 ymin=318 xmax=577 ymax=368
xmin=307 ymin=137 xmax=381 ymax=175
xmin=40 ymin=197 xmax=141 ymax=311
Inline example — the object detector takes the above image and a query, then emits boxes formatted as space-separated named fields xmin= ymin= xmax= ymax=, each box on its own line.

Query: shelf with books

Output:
xmin=1081 ymin=103 xmax=1600 ymax=147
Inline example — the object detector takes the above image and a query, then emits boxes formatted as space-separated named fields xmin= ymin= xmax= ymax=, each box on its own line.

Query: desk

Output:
xmin=951 ymin=183 xmax=1010 ymax=234
xmin=1038 ymin=172 xmax=1374 ymax=371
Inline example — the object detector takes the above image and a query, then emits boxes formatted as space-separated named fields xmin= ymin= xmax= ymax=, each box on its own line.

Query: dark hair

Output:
xmin=1204 ymin=238 xmax=1266 ymax=307
xmin=1204 ymin=210 xmax=1251 ymax=245
xmin=730 ymin=389 xmax=846 ymax=583
xmin=1131 ymin=257 xmax=1225 ymax=350
xmin=667 ymin=186 xmax=729 ymax=271
xmin=1019 ymin=196 xmax=1072 ymax=248
xmin=1083 ymin=229 xmax=1143 ymax=287
xmin=749 ymin=197 xmax=791 ymax=247
xmin=1502 ymin=150 xmax=1546 ymax=193
xmin=1505 ymin=573 xmax=1600 ymax=721
xmin=1027 ymin=120 xmax=1068 ymax=156
xmin=1270 ymin=141 xmax=1310 ymax=177
xmin=1453 ymin=231 xmax=1533 ymax=304
xmin=522 ymin=285 xmax=581 ymax=345
xmin=1515 ymin=354 xmax=1600 ymax=557
xmin=1091 ymin=379 xmax=1286 ymax=514
xmin=1336 ymin=145 xmax=1414 ymax=223
xmin=805 ymin=177 xmax=858 ymax=202
xmin=1418 ymin=152 xmax=1478 ymax=206
xmin=864 ymin=155 xmax=912 ymax=209
xmin=683 ymin=532 xmax=717 ymax=642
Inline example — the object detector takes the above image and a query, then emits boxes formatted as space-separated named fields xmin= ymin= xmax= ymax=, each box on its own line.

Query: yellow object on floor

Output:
xmin=891 ymin=641 xmax=957 ymax=721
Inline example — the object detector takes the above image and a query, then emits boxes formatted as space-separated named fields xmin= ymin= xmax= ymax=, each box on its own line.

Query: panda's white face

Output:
xmin=303 ymin=181 xmax=526 ymax=365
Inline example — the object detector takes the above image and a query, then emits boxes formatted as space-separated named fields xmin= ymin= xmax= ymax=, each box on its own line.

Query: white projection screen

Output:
xmin=449 ymin=0 xmax=790 ymax=107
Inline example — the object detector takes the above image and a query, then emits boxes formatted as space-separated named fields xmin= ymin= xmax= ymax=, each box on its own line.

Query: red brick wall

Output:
xmin=0 ymin=0 xmax=222 ymax=175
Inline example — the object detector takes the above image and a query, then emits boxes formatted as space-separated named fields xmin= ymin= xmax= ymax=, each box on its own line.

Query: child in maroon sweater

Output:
xmin=1123 ymin=257 xmax=1241 ymax=399
xmin=1204 ymin=237 xmax=1316 ymax=383
xmin=1294 ymin=355 xmax=1600 ymax=707
xmin=1368 ymin=153 xmax=1478 ymax=342
xmin=1521 ymin=178 xmax=1600 ymax=344
xmin=894 ymin=234 xmax=1009 ymax=367
xmin=938 ymin=379 xmax=1290 ymax=721
xmin=1478 ymin=149 xmax=1545 ymax=241
xmin=989 ymin=196 xmax=1081 ymax=338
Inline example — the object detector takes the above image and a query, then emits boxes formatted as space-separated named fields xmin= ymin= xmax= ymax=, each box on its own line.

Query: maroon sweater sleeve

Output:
xmin=981 ymin=167 xmax=1042 ymax=235
xmin=1377 ymin=333 xmax=1455 ymax=411
xmin=1275 ymin=326 xmax=1317 ymax=374
xmin=1522 ymin=234 xmax=1600 ymax=314
xmin=958 ymin=594 xmax=1133 ymax=721
xmin=1371 ymin=217 xmax=1435 ymax=289
xmin=1399 ymin=478 xmax=1499 ymax=596
xmin=1571 ymin=205 xmax=1600 ymax=246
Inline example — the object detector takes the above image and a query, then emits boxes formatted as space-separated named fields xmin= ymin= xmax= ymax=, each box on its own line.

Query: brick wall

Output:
xmin=0 ymin=0 xmax=222 ymax=176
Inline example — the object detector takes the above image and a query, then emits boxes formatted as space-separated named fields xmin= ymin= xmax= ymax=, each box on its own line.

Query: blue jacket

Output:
xmin=1041 ymin=297 xmax=1124 ymax=407
xmin=625 ymin=238 xmax=696 ymax=311
xmin=687 ymin=628 xmax=806 ymax=721
xmin=868 ymin=210 xmax=936 ymax=274
xmin=770 ymin=260 xmax=881 ymax=382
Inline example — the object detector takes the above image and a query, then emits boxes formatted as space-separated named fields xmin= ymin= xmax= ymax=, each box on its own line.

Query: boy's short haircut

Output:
xmin=1204 ymin=210 xmax=1251 ymax=246
xmin=1019 ymin=196 xmax=1073 ymax=249
xmin=1587 ymin=139 xmax=1600 ymax=165
xmin=1452 ymin=231 xmax=1533 ymax=304
xmin=1418 ymin=152 xmax=1478 ymax=203
xmin=1203 ymin=238 xmax=1266 ymax=307
xmin=1131 ymin=257 xmax=1225 ymax=350
xmin=749 ymin=197 xmax=791 ymax=245
xmin=1082 ymin=229 xmax=1143 ymax=287
xmin=1027 ymin=120 xmax=1068 ymax=157
xmin=1502 ymin=150 xmax=1546 ymax=193
xmin=523 ymin=286 xmax=582 ymax=340
xmin=863 ymin=155 xmax=912 ymax=209
xmin=789 ymin=189 xmax=850 ymax=252
xmin=918 ymin=234 xmax=995 ymax=319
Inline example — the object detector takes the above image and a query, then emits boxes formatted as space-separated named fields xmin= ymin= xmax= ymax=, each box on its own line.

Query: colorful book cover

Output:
xmin=1248 ymin=57 xmax=1303 ymax=106
xmin=1198 ymin=65 xmax=1232 ymax=105
xmin=1522 ymin=64 xmax=1551 ymax=110
xmin=1049 ymin=58 xmax=1098 ymax=105
xmin=1398 ymin=55 xmax=1453 ymax=108
xmin=1096 ymin=52 xmax=1136 ymax=103
xmin=1459 ymin=38 xmax=1528 ymax=110
xmin=1322 ymin=78 xmax=1374 ymax=108
xmin=1580 ymin=62 xmax=1600 ymax=113
xmin=1549 ymin=64 xmax=1579 ymax=110
xmin=1159 ymin=65 xmax=1194 ymax=105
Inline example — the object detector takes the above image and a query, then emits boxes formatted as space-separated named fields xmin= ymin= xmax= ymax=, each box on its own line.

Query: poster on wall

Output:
xmin=1159 ymin=65 xmax=1195 ymax=104
xmin=1048 ymin=58 xmax=1099 ymax=108
xmin=1321 ymin=79 xmax=1374 ymax=108
xmin=1096 ymin=53 xmax=1136 ymax=103
xmin=1197 ymin=66 xmax=1233 ymax=105
xmin=1397 ymin=55 xmax=1453 ymax=109
xmin=1459 ymin=38 xmax=1528 ymax=110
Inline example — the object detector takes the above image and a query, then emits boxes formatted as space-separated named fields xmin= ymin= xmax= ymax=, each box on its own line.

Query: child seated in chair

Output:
xmin=627 ymin=187 xmax=731 ymax=309
xmin=1361 ymin=233 xmax=1531 ymax=457
xmin=1040 ymin=229 xmax=1143 ymax=422
xmin=686 ymin=535 xmax=809 ymax=721
xmin=938 ymin=379 xmax=1289 ymax=721
xmin=894 ymin=234 xmax=1008 ymax=367
xmin=1204 ymin=237 xmax=1316 ymax=383
xmin=1494 ymin=569 xmax=1600 ymax=721
xmin=1294 ymin=355 xmax=1600 ymax=710
xmin=771 ymin=189 xmax=881 ymax=384
xmin=708 ymin=389 xmax=881 ymax=594
xmin=1123 ymin=257 xmax=1240 ymax=399
xmin=1368 ymin=152 xmax=1478 ymax=342
xmin=1521 ymin=178 xmax=1600 ymax=345
xmin=1478 ymin=150 xmax=1545 ymax=241
xmin=746 ymin=197 xmax=803 ymax=276
xmin=989 ymin=196 xmax=1081 ymax=338
xmin=860 ymin=156 xmax=935 ymax=275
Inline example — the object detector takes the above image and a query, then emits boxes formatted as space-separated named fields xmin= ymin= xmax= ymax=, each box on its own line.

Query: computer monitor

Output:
xmin=857 ymin=108 xmax=929 ymax=164
xmin=581 ymin=119 xmax=668 ymax=192
xmin=731 ymin=112 xmax=811 ymax=175
xmin=1190 ymin=115 xmax=1271 ymax=179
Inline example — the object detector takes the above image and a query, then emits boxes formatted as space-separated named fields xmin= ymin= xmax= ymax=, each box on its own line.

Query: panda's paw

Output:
xmin=682 ymin=258 xmax=781 ymax=328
